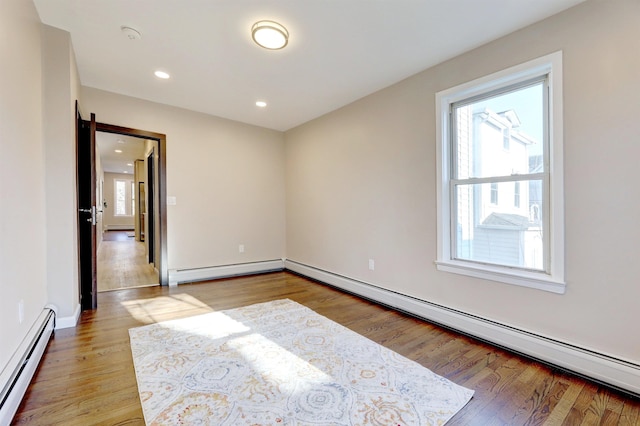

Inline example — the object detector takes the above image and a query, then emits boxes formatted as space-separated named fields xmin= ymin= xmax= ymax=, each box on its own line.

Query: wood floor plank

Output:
xmin=472 ymin=363 xmax=544 ymax=424
xmin=619 ymin=398 xmax=640 ymax=426
xmin=599 ymin=394 xmax=625 ymax=425
xmin=579 ymin=388 xmax=610 ymax=425
xmin=542 ymin=379 xmax=585 ymax=425
xmin=524 ymin=377 xmax=570 ymax=425
xmin=12 ymin=272 xmax=640 ymax=425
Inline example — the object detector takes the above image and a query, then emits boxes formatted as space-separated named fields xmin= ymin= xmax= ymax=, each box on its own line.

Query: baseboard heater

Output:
xmin=168 ymin=259 xmax=285 ymax=286
xmin=284 ymin=260 xmax=640 ymax=396
xmin=0 ymin=308 xmax=56 ymax=424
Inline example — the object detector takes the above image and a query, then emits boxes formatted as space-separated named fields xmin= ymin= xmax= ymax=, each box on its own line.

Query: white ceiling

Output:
xmin=96 ymin=132 xmax=147 ymax=174
xmin=34 ymin=0 xmax=585 ymax=132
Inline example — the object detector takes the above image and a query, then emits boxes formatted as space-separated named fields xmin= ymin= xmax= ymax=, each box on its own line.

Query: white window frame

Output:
xmin=435 ymin=51 xmax=565 ymax=294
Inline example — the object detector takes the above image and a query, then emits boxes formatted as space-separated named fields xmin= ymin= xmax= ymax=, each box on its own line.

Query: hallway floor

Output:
xmin=97 ymin=231 xmax=159 ymax=292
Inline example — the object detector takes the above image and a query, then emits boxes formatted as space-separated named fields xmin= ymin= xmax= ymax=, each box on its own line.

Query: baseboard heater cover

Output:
xmin=0 ymin=308 xmax=56 ymax=424
xmin=105 ymin=225 xmax=134 ymax=231
xmin=284 ymin=259 xmax=640 ymax=396
xmin=168 ymin=259 xmax=285 ymax=286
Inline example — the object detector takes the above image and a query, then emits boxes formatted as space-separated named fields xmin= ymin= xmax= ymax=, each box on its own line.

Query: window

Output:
xmin=114 ymin=178 xmax=134 ymax=216
xmin=131 ymin=181 xmax=136 ymax=217
xmin=435 ymin=52 xmax=565 ymax=293
xmin=490 ymin=183 xmax=499 ymax=204
xmin=502 ymin=128 xmax=510 ymax=151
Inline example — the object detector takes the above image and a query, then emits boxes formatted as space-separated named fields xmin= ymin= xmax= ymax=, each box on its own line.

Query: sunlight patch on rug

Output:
xmin=129 ymin=299 xmax=473 ymax=425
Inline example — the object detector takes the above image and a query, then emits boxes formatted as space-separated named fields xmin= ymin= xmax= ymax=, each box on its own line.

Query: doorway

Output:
xmin=96 ymin=132 xmax=157 ymax=291
xmin=77 ymin=114 xmax=168 ymax=309
xmin=95 ymin=121 xmax=168 ymax=286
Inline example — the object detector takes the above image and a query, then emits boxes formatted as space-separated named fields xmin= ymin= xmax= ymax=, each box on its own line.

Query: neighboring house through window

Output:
xmin=435 ymin=52 xmax=565 ymax=293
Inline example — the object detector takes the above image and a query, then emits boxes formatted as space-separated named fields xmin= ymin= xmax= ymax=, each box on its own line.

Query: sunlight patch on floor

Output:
xmin=121 ymin=293 xmax=213 ymax=323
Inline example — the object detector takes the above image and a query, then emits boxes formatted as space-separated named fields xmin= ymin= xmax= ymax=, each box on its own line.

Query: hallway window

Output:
xmin=115 ymin=178 xmax=134 ymax=216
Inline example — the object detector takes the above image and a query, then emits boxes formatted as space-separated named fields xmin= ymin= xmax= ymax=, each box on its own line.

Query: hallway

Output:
xmin=97 ymin=231 xmax=158 ymax=291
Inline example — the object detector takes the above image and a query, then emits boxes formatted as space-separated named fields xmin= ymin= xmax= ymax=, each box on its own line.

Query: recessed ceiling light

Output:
xmin=127 ymin=163 xmax=133 ymax=166
xmin=154 ymin=70 xmax=170 ymax=79
xmin=256 ymin=101 xmax=267 ymax=108
xmin=251 ymin=21 xmax=289 ymax=50
xmin=117 ymin=139 xmax=125 ymax=144
xmin=115 ymin=149 xmax=123 ymax=153
xmin=123 ymin=171 xmax=128 ymax=174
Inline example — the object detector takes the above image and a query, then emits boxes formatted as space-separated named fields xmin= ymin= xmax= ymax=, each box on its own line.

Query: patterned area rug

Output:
xmin=129 ymin=299 xmax=473 ymax=425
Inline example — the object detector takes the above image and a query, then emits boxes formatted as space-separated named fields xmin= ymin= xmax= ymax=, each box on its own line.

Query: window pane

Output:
xmin=454 ymin=180 xmax=544 ymax=270
xmin=454 ymin=82 xmax=544 ymax=179
xmin=490 ymin=183 xmax=498 ymax=204
xmin=116 ymin=181 xmax=126 ymax=215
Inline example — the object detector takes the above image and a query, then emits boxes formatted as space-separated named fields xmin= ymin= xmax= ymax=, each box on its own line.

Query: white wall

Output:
xmin=285 ymin=0 xmax=640 ymax=364
xmin=42 ymin=24 xmax=81 ymax=326
xmin=82 ymin=88 xmax=286 ymax=271
xmin=0 ymin=0 xmax=48 ymax=370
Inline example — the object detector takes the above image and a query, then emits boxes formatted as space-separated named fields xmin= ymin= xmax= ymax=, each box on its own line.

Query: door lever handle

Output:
xmin=79 ymin=207 xmax=97 ymax=225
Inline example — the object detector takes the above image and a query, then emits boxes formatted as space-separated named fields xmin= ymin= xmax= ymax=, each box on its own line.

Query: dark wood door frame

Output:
xmin=146 ymin=150 xmax=155 ymax=265
xmin=95 ymin=122 xmax=168 ymax=286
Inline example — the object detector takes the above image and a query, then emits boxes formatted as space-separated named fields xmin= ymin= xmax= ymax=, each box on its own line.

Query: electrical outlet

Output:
xmin=239 ymin=244 xmax=245 ymax=253
xmin=368 ymin=259 xmax=375 ymax=271
xmin=18 ymin=300 xmax=24 ymax=324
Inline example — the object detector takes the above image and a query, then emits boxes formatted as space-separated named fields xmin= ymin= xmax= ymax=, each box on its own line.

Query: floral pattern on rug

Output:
xmin=129 ymin=299 xmax=473 ymax=425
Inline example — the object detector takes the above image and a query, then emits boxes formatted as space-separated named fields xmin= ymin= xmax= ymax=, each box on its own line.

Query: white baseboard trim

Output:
xmin=105 ymin=225 xmax=134 ymax=231
xmin=54 ymin=303 xmax=80 ymax=329
xmin=284 ymin=259 xmax=640 ymax=396
xmin=169 ymin=259 xmax=285 ymax=287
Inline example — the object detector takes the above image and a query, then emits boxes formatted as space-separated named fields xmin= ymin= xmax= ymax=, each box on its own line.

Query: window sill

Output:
xmin=435 ymin=260 xmax=565 ymax=294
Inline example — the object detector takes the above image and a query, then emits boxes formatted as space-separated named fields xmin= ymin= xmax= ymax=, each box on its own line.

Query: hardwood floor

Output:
xmin=98 ymin=231 xmax=158 ymax=292
xmin=13 ymin=272 xmax=640 ymax=425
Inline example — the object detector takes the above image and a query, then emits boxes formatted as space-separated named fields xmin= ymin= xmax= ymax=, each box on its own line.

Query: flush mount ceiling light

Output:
xmin=251 ymin=20 xmax=289 ymax=50
xmin=256 ymin=101 xmax=267 ymax=108
xmin=154 ymin=70 xmax=170 ymax=79
xmin=114 ymin=149 xmax=123 ymax=153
